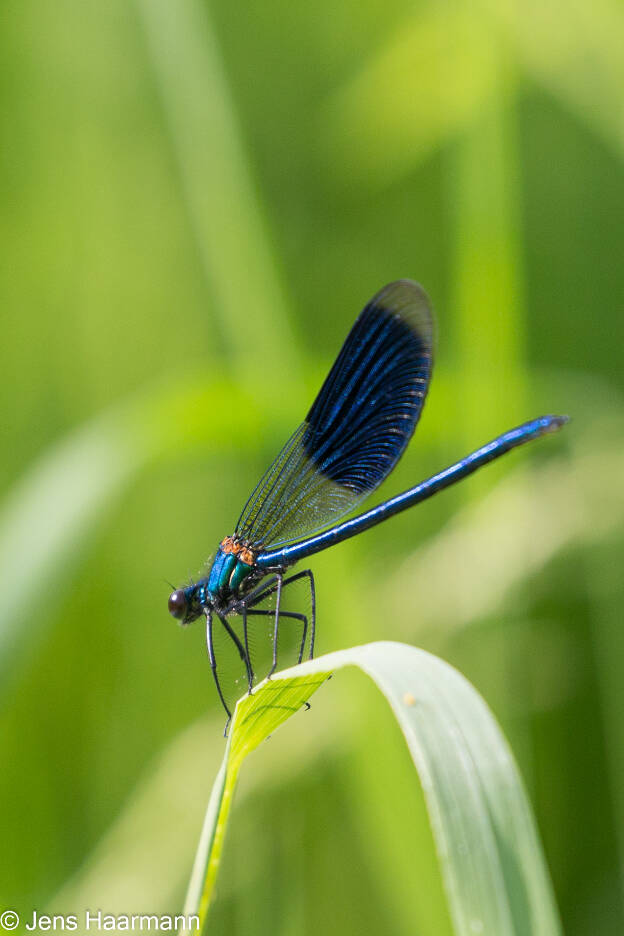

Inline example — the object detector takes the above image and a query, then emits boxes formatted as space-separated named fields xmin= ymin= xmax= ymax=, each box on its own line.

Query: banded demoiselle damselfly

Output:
xmin=168 ymin=280 xmax=567 ymax=725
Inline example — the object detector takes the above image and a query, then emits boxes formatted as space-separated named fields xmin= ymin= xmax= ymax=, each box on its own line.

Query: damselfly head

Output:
xmin=168 ymin=588 xmax=189 ymax=623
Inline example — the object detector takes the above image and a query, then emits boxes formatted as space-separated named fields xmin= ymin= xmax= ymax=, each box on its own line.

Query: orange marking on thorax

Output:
xmin=220 ymin=536 xmax=256 ymax=565
xmin=239 ymin=546 xmax=256 ymax=565
xmin=220 ymin=536 xmax=240 ymax=555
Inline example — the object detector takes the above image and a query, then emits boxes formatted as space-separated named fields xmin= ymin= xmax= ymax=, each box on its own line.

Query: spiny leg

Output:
xmin=239 ymin=574 xmax=279 ymax=609
xmin=246 ymin=568 xmax=316 ymax=661
xmin=218 ymin=614 xmax=246 ymax=660
xmin=218 ymin=613 xmax=254 ymax=697
xmin=245 ymin=604 xmax=312 ymax=711
xmin=245 ymin=609 xmax=308 ymax=665
xmin=242 ymin=605 xmax=254 ymax=694
xmin=268 ymin=573 xmax=283 ymax=677
xmin=246 ymin=569 xmax=308 ymax=606
xmin=303 ymin=569 xmax=316 ymax=659
xmin=205 ymin=610 xmax=232 ymax=732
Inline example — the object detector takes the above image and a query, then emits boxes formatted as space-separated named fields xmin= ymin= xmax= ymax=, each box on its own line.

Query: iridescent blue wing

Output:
xmin=236 ymin=280 xmax=434 ymax=549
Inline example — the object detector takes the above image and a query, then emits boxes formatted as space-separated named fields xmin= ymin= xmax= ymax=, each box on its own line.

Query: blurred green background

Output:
xmin=1 ymin=0 xmax=623 ymax=933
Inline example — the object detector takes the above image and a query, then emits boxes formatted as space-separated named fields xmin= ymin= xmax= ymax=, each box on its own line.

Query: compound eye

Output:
xmin=168 ymin=589 xmax=188 ymax=621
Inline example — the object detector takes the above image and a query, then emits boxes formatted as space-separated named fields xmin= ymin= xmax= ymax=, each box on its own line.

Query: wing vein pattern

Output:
xmin=236 ymin=280 xmax=434 ymax=549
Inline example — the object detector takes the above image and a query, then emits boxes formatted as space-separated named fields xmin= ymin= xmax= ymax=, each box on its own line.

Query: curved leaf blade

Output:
xmin=182 ymin=641 xmax=561 ymax=936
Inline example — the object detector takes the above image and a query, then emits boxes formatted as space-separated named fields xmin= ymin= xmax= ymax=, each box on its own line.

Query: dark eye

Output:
xmin=168 ymin=589 xmax=188 ymax=621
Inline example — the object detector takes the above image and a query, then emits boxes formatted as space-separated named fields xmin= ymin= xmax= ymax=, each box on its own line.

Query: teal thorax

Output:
xmin=206 ymin=539 xmax=256 ymax=601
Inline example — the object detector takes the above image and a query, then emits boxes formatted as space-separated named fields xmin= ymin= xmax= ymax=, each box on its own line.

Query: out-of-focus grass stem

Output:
xmin=449 ymin=45 xmax=527 ymax=457
xmin=134 ymin=0 xmax=301 ymax=390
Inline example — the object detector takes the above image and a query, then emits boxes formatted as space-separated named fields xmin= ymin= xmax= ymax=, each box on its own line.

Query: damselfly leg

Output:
xmin=243 ymin=569 xmax=316 ymax=676
xmin=205 ymin=611 xmax=232 ymax=732
xmin=245 ymin=609 xmax=308 ymax=667
xmin=206 ymin=571 xmax=317 ymax=725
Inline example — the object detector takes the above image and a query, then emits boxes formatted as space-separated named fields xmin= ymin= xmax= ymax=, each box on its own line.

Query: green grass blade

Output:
xmin=135 ymin=0 xmax=299 ymax=385
xmin=182 ymin=641 xmax=561 ymax=936
xmin=449 ymin=60 xmax=527 ymax=456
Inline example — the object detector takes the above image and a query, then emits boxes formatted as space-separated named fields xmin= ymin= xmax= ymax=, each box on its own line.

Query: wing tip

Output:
xmin=368 ymin=279 xmax=435 ymax=347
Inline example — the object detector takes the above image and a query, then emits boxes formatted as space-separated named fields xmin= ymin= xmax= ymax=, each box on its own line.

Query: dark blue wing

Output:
xmin=236 ymin=280 xmax=434 ymax=548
